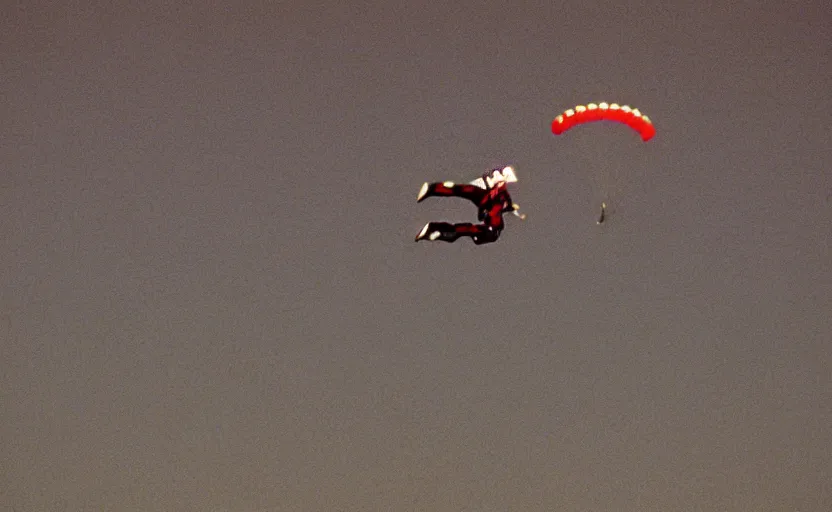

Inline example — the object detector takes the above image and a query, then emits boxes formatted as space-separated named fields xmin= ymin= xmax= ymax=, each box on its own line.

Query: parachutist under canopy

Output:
xmin=597 ymin=202 xmax=606 ymax=224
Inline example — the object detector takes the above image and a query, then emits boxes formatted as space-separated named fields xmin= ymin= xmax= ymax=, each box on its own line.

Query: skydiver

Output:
xmin=414 ymin=166 xmax=525 ymax=245
xmin=597 ymin=202 xmax=606 ymax=224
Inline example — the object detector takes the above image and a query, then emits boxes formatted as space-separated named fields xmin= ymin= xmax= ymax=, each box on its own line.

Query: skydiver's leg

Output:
xmin=471 ymin=225 xmax=501 ymax=245
xmin=416 ymin=181 xmax=486 ymax=205
xmin=469 ymin=207 xmax=505 ymax=245
xmin=415 ymin=222 xmax=500 ymax=244
xmin=597 ymin=202 xmax=606 ymax=224
xmin=481 ymin=204 xmax=506 ymax=232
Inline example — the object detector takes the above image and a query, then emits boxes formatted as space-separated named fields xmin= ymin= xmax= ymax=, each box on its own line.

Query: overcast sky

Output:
xmin=2 ymin=1 xmax=830 ymax=510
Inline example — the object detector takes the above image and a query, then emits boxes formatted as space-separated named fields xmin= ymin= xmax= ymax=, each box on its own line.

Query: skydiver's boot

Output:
xmin=416 ymin=182 xmax=430 ymax=202
xmin=415 ymin=222 xmax=462 ymax=243
xmin=415 ymin=222 xmax=432 ymax=241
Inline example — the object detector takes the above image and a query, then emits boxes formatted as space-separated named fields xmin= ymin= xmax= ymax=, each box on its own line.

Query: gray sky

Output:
xmin=2 ymin=1 xmax=830 ymax=510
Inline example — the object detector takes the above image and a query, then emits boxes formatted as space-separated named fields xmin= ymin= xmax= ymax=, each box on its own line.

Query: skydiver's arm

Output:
xmin=499 ymin=192 xmax=526 ymax=220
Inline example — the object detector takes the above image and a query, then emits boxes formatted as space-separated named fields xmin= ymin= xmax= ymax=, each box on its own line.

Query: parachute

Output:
xmin=551 ymin=101 xmax=655 ymax=221
xmin=551 ymin=102 xmax=655 ymax=142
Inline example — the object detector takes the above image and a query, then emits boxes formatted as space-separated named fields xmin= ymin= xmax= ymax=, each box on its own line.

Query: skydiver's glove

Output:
xmin=512 ymin=203 xmax=527 ymax=220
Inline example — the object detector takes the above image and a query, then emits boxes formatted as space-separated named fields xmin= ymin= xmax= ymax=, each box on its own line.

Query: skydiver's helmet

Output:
xmin=473 ymin=166 xmax=518 ymax=189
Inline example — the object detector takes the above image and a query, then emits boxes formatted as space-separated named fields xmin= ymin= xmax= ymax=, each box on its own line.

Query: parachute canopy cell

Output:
xmin=551 ymin=102 xmax=655 ymax=141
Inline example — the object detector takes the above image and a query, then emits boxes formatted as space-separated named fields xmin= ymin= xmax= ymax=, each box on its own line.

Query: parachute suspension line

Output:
xmin=591 ymin=137 xmax=610 ymax=209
